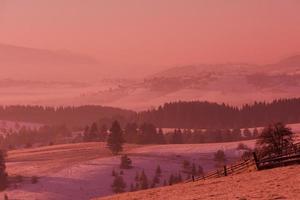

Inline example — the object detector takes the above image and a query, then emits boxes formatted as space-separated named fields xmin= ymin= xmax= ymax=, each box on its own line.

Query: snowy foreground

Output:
xmin=1 ymin=141 xmax=255 ymax=200
xmin=97 ymin=165 xmax=300 ymax=200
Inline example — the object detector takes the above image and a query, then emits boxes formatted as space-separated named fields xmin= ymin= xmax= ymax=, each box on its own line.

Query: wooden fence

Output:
xmin=255 ymin=142 xmax=300 ymax=170
xmin=186 ymin=142 xmax=300 ymax=183
xmin=186 ymin=158 xmax=255 ymax=183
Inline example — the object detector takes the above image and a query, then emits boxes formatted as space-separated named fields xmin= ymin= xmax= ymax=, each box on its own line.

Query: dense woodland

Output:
xmin=0 ymin=105 xmax=135 ymax=129
xmin=83 ymin=121 xmax=257 ymax=145
xmin=137 ymin=98 xmax=300 ymax=129
xmin=1 ymin=98 xmax=300 ymax=149
xmin=0 ymin=125 xmax=72 ymax=149
xmin=0 ymin=98 xmax=300 ymax=130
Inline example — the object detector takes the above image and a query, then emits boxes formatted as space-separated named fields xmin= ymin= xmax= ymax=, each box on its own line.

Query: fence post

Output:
xmin=252 ymin=152 xmax=260 ymax=170
xmin=224 ymin=165 xmax=227 ymax=176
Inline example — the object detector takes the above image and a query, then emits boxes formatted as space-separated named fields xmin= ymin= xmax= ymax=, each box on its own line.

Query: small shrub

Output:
xmin=155 ymin=165 xmax=162 ymax=177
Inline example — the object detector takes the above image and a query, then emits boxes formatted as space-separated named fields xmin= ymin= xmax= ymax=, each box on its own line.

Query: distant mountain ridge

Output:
xmin=150 ymin=55 xmax=300 ymax=78
xmin=1 ymin=44 xmax=300 ymax=110
xmin=74 ymin=55 xmax=300 ymax=110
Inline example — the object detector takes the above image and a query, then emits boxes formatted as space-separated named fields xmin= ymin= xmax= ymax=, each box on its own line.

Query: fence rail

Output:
xmin=256 ymin=142 xmax=300 ymax=170
xmin=186 ymin=158 xmax=255 ymax=183
xmin=186 ymin=142 xmax=300 ymax=183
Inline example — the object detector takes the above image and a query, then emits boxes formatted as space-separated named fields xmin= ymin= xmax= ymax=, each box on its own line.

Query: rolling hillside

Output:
xmin=96 ymin=165 xmax=300 ymax=200
xmin=1 ymin=141 xmax=254 ymax=200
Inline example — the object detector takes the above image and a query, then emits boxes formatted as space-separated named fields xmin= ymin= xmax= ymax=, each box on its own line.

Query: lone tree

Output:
xmin=256 ymin=122 xmax=295 ymax=158
xmin=107 ymin=121 xmax=125 ymax=155
xmin=120 ymin=155 xmax=132 ymax=169
xmin=0 ymin=150 xmax=8 ymax=191
xmin=111 ymin=175 xmax=126 ymax=193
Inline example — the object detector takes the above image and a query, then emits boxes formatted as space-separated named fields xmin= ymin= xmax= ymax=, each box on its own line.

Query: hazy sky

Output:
xmin=1 ymin=0 xmax=300 ymax=74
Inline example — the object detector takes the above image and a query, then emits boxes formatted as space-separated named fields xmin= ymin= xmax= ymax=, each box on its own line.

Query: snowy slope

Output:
xmin=97 ymin=165 xmax=300 ymax=200
xmin=2 ymin=141 xmax=255 ymax=200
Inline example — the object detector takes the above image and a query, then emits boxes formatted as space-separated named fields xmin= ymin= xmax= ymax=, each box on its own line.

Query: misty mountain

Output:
xmin=74 ymin=56 xmax=300 ymax=110
xmin=0 ymin=43 xmax=101 ymax=81
xmin=1 ymin=52 xmax=300 ymax=110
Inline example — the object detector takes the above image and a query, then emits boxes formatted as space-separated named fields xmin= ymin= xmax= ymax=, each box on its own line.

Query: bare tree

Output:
xmin=256 ymin=122 xmax=295 ymax=158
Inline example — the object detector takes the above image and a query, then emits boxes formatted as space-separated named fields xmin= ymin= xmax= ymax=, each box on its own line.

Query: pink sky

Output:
xmin=1 ymin=0 xmax=300 ymax=74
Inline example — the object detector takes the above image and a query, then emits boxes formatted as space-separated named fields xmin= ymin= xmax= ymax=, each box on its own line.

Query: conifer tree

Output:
xmin=139 ymin=170 xmax=149 ymax=190
xmin=107 ymin=121 xmax=125 ymax=155
xmin=111 ymin=175 xmax=126 ymax=193
xmin=155 ymin=165 xmax=162 ymax=177
xmin=112 ymin=169 xmax=117 ymax=177
xmin=168 ymin=174 xmax=174 ymax=185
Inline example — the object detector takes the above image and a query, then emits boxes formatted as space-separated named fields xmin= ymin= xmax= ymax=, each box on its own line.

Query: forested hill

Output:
xmin=0 ymin=105 xmax=135 ymax=128
xmin=137 ymin=98 xmax=300 ymax=129
xmin=1 ymin=98 xmax=300 ymax=130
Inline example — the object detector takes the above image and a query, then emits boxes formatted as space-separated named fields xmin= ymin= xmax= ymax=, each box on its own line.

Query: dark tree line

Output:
xmin=83 ymin=120 xmax=258 ymax=147
xmin=0 ymin=105 xmax=135 ymax=129
xmin=137 ymin=98 xmax=300 ymax=129
xmin=0 ymin=125 xmax=71 ymax=150
xmin=1 ymin=98 xmax=300 ymax=131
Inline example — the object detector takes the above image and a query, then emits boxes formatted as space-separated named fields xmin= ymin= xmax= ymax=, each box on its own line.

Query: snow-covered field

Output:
xmin=1 ymin=141 xmax=255 ymax=200
xmin=97 ymin=165 xmax=300 ymax=200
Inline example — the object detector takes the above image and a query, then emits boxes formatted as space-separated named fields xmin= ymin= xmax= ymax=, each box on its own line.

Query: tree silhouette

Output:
xmin=111 ymin=175 xmax=126 ymax=193
xmin=214 ymin=150 xmax=227 ymax=168
xmin=107 ymin=121 xmax=125 ymax=155
xmin=256 ymin=122 xmax=295 ymax=158
xmin=155 ymin=165 xmax=162 ymax=177
xmin=139 ymin=170 xmax=149 ymax=190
